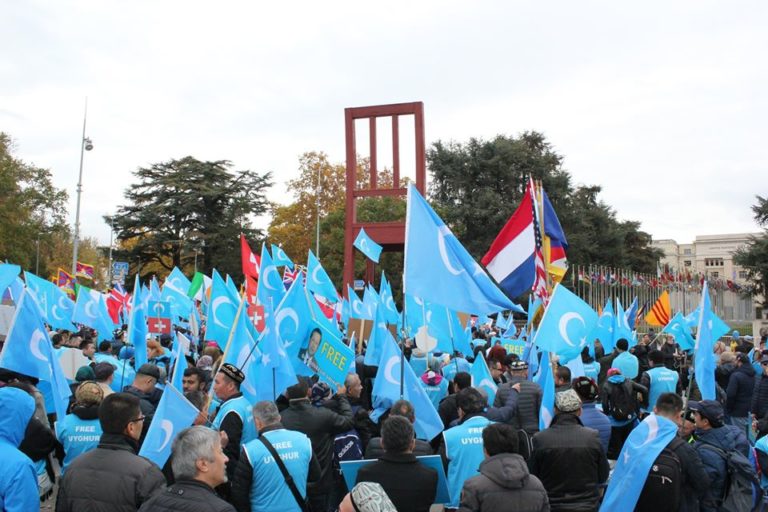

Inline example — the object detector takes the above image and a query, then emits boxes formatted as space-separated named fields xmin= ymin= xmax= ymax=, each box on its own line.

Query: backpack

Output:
xmin=608 ymin=380 xmax=636 ymax=421
xmin=700 ymin=443 xmax=763 ymax=512
xmin=635 ymin=437 xmax=683 ymax=512
xmin=516 ymin=429 xmax=534 ymax=461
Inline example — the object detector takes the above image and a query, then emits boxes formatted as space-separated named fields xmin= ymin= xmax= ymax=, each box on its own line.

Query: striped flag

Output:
xmin=644 ymin=291 xmax=671 ymax=327
xmin=76 ymin=261 xmax=95 ymax=279
xmin=530 ymin=180 xmax=549 ymax=303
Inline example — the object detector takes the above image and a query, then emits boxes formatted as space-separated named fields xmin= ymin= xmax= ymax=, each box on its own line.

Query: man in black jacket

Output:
xmin=726 ymin=353 xmax=755 ymax=431
xmin=56 ymin=393 xmax=166 ymax=512
xmin=357 ymin=416 xmax=437 ymax=512
xmin=139 ymin=426 xmax=234 ymax=512
xmin=365 ymin=399 xmax=433 ymax=459
xmin=281 ymin=379 xmax=354 ymax=512
xmin=438 ymin=372 xmax=471 ymax=429
xmin=529 ymin=389 xmax=609 ymax=511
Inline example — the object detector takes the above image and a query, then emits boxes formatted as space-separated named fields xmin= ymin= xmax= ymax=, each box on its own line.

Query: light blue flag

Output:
xmin=138 ymin=384 xmax=199 ymax=468
xmin=372 ymin=335 xmax=444 ymax=441
xmin=347 ymin=285 xmax=370 ymax=320
xmin=625 ymin=297 xmax=639 ymax=329
xmin=206 ymin=270 xmax=240 ymax=349
xmin=0 ymin=290 xmax=71 ymax=418
xmin=589 ymin=299 xmax=615 ymax=352
xmin=161 ymin=267 xmax=193 ymax=319
xmin=614 ymin=299 xmax=635 ymax=347
xmin=537 ymin=351 xmax=555 ymax=430
xmin=170 ymin=333 xmax=191 ymax=391
xmin=71 ymin=287 xmax=115 ymax=341
xmin=526 ymin=341 xmax=539 ymax=381
xmin=362 ymin=285 xmax=380 ymax=319
xmin=405 ymin=293 xmax=427 ymax=336
xmin=599 ymin=414 xmax=679 ymax=511
xmin=684 ymin=306 xmax=701 ymax=328
xmin=695 ymin=282 xmax=730 ymax=400
xmin=306 ymin=250 xmax=338 ymax=301
xmin=24 ymin=272 xmax=76 ymax=331
xmin=340 ymin=298 xmax=351 ymax=328
xmin=532 ymin=285 xmax=598 ymax=363
xmin=0 ymin=263 xmax=21 ymax=298
xmin=404 ymin=184 xmax=516 ymax=316
xmin=471 ymin=353 xmax=497 ymax=406
xmin=503 ymin=318 xmax=517 ymax=338
xmin=128 ymin=275 xmax=149 ymax=368
xmin=662 ymin=312 xmax=696 ymax=351
xmin=149 ymin=277 xmax=162 ymax=302
xmin=275 ymin=279 xmax=314 ymax=377
xmin=257 ymin=245 xmax=287 ymax=309
xmin=252 ymin=301 xmax=298 ymax=401
xmin=354 ymin=228 xmax=383 ymax=263
xmin=222 ymin=306 xmax=262 ymax=403
xmin=378 ymin=273 xmax=400 ymax=324
xmin=271 ymin=244 xmax=294 ymax=269
xmin=364 ymin=305 xmax=390 ymax=366
xmin=444 ymin=307 xmax=472 ymax=356
xmin=564 ymin=353 xmax=586 ymax=379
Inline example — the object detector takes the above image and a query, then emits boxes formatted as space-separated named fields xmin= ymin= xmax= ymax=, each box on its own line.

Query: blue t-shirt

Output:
xmin=242 ymin=428 xmax=313 ymax=512
xmin=643 ymin=366 xmax=679 ymax=413
xmin=443 ymin=416 xmax=492 ymax=508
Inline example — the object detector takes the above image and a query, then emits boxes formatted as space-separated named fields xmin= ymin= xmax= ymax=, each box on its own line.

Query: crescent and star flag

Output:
xmin=127 ymin=275 xmax=148 ymax=368
xmin=644 ymin=290 xmax=671 ymax=327
xmin=72 ymin=286 xmax=116 ymax=341
xmin=256 ymin=244 xmax=286 ymax=309
xmin=271 ymin=244 xmax=294 ymax=269
xmin=471 ymin=353 xmax=497 ymax=406
xmin=24 ymin=271 xmax=76 ymax=330
xmin=695 ymin=282 xmax=730 ymax=400
xmin=138 ymin=383 xmax=199 ymax=468
xmin=371 ymin=334 xmax=443 ymax=441
xmin=354 ymin=228 xmax=383 ymax=263
xmin=589 ymin=298 xmax=616 ymax=352
xmin=536 ymin=350 xmax=555 ymax=430
xmin=206 ymin=270 xmax=240 ymax=348
xmin=614 ymin=298 xmax=635 ymax=346
xmin=0 ymin=289 xmax=71 ymax=419
xmin=404 ymin=184 xmax=517 ymax=316
xmin=532 ymin=284 xmax=598 ymax=363
xmin=378 ymin=272 xmax=400 ymax=324
xmin=275 ymin=279 xmax=314 ymax=376
xmin=599 ymin=414 xmax=679 ymax=510
xmin=662 ymin=312 xmax=696 ymax=351
xmin=306 ymin=250 xmax=338 ymax=302
xmin=0 ymin=263 xmax=21 ymax=297
xmin=240 ymin=234 xmax=261 ymax=279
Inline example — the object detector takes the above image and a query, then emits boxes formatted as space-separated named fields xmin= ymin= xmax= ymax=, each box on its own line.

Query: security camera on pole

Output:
xmin=71 ymin=99 xmax=93 ymax=278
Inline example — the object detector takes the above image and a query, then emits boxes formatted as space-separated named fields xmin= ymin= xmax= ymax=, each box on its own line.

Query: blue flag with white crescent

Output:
xmin=599 ymin=414 xmax=678 ymax=511
xmin=252 ymin=301 xmax=298 ymax=401
xmin=363 ymin=304 xmax=390 ymax=366
xmin=0 ymin=263 xmax=21 ymax=297
xmin=347 ymin=285 xmax=371 ymax=321
xmin=589 ymin=299 xmax=615 ymax=352
xmin=271 ymin=244 xmax=294 ymax=269
xmin=625 ymin=297 xmax=639 ymax=329
xmin=614 ymin=298 xmax=635 ymax=347
xmin=138 ymin=384 xmax=199 ymax=468
xmin=24 ymin=272 xmax=75 ymax=331
xmin=171 ymin=333 xmax=190 ymax=391
xmin=0 ymin=289 xmax=71 ymax=419
xmin=306 ymin=250 xmax=338 ymax=302
xmin=695 ymin=282 xmax=730 ymax=400
xmin=257 ymin=245 xmax=286 ymax=309
xmin=362 ymin=285 xmax=380 ymax=319
xmin=275 ymin=279 xmax=314 ymax=376
xmin=404 ymin=184 xmax=517 ymax=316
xmin=532 ymin=285 xmax=598 ymax=363
xmin=354 ymin=228 xmax=383 ymax=263
xmin=128 ymin=275 xmax=149 ymax=368
xmin=161 ymin=267 xmax=193 ymax=319
xmin=206 ymin=270 xmax=240 ymax=349
xmin=72 ymin=287 xmax=116 ymax=341
xmin=537 ymin=351 xmax=555 ymax=430
xmin=222 ymin=305 xmax=262 ymax=403
xmin=471 ymin=353 xmax=497 ymax=406
xmin=372 ymin=334 xmax=444 ymax=441
xmin=662 ymin=312 xmax=696 ymax=351
xmin=378 ymin=273 xmax=400 ymax=324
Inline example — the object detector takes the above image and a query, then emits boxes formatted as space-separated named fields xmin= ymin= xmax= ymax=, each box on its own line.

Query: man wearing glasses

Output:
xmin=56 ymin=393 xmax=166 ymax=512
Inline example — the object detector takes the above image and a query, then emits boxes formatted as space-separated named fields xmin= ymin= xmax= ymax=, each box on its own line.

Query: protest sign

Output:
xmin=299 ymin=320 xmax=354 ymax=388
xmin=502 ymin=338 xmax=526 ymax=358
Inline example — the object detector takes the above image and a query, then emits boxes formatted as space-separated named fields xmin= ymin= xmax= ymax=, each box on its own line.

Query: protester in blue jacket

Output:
xmin=0 ymin=386 xmax=40 ymax=512
xmin=56 ymin=381 xmax=104 ymax=474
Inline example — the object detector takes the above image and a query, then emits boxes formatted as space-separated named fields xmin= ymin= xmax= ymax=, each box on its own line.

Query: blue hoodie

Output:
xmin=0 ymin=387 xmax=39 ymax=512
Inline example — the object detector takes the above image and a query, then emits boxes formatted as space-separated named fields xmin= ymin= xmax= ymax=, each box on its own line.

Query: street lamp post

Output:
xmin=315 ymin=165 xmax=321 ymax=258
xmin=71 ymin=99 xmax=93 ymax=277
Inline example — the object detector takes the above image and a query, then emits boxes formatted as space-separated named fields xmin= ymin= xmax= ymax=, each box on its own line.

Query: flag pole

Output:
xmin=207 ymin=296 xmax=246 ymax=401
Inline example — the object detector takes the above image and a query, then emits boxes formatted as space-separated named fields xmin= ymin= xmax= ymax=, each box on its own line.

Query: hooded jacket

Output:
xmin=420 ymin=371 xmax=449 ymax=410
xmin=601 ymin=374 xmax=647 ymax=427
xmin=0 ymin=387 xmax=39 ymax=512
xmin=725 ymin=363 xmax=755 ymax=417
xmin=459 ymin=453 xmax=549 ymax=512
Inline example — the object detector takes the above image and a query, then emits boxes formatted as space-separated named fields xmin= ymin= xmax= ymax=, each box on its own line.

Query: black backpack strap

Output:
xmin=259 ymin=435 xmax=308 ymax=512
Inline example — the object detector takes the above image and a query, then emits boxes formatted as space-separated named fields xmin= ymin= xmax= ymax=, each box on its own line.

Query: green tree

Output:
xmin=427 ymin=132 xmax=662 ymax=275
xmin=0 ymin=132 xmax=69 ymax=271
xmin=108 ymin=157 xmax=272 ymax=281
xmin=734 ymin=195 xmax=768 ymax=307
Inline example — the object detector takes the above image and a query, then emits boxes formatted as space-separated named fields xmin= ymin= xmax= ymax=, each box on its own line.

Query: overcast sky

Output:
xmin=2 ymin=1 xmax=766 ymax=250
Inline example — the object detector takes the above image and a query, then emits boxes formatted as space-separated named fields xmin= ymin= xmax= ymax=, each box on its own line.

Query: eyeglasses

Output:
xmin=128 ymin=415 xmax=146 ymax=424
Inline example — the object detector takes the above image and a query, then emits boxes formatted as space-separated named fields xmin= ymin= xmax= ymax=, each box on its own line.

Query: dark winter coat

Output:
xmin=668 ymin=435 xmax=711 ymax=512
xmin=459 ymin=453 xmax=549 ymax=512
xmin=494 ymin=376 xmax=542 ymax=433
xmin=528 ymin=413 xmax=609 ymax=512
xmin=356 ymin=451 xmax=438 ymax=512
xmin=694 ymin=425 xmax=750 ymax=512
xmin=55 ymin=432 xmax=166 ymax=512
xmin=280 ymin=396 xmax=354 ymax=494
xmin=725 ymin=363 xmax=755 ymax=417
xmin=752 ymin=373 xmax=768 ymax=419
xmin=138 ymin=479 xmax=235 ymax=512
xmin=364 ymin=436 xmax=433 ymax=459
xmin=438 ymin=393 xmax=460 ymax=429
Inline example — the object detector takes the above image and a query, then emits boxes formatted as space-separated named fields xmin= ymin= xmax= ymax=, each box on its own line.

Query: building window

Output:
xmin=683 ymin=248 xmax=692 ymax=255
xmin=705 ymin=258 xmax=724 ymax=267
xmin=739 ymin=270 xmax=748 ymax=279
xmin=711 ymin=272 xmax=719 ymax=278
xmin=684 ymin=260 xmax=692 ymax=267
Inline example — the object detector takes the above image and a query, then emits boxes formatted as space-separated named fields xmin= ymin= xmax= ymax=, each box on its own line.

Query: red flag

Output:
xmin=241 ymin=234 xmax=261 ymax=279
xmin=147 ymin=316 xmax=172 ymax=334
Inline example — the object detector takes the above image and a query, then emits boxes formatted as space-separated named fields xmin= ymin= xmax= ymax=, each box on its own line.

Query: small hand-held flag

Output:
xmin=353 ymin=228 xmax=383 ymax=263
